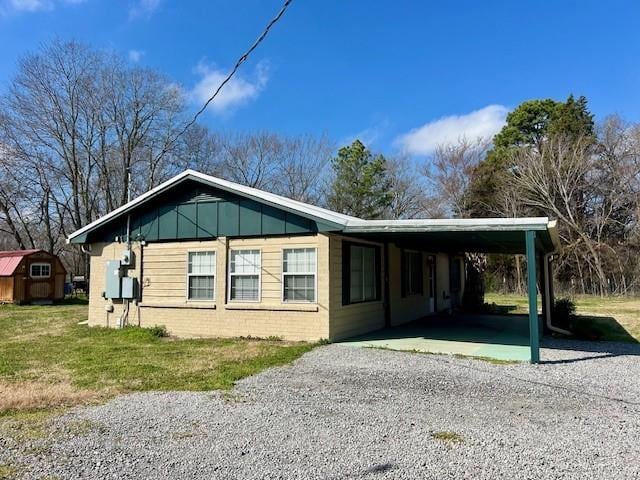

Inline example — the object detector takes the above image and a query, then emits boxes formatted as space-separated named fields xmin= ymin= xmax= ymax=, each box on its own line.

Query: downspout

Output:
xmin=544 ymin=253 xmax=572 ymax=336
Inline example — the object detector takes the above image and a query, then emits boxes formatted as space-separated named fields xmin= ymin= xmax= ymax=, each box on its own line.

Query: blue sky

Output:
xmin=1 ymin=0 xmax=639 ymax=155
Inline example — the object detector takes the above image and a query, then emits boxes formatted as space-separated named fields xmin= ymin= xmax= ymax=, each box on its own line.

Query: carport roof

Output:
xmin=342 ymin=218 xmax=560 ymax=254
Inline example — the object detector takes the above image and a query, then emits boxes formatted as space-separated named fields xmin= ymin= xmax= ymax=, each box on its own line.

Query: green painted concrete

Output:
xmin=338 ymin=314 xmax=532 ymax=362
xmin=526 ymin=230 xmax=540 ymax=364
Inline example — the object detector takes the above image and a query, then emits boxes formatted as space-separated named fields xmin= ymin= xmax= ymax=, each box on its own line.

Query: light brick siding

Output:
xmin=327 ymin=235 xmax=386 ymax=341
xmin=88 ymin=234 xmax=330 ymax=341
xmin=87 ymin=233 xmax=456 ymax=341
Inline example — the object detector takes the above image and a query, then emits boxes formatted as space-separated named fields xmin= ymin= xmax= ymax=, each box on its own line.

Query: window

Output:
xmin=229 ymin=249 xmax=260 ymax=302
xmin=30 ymin=263 xmax=51 ymax=279
xmin=402 ymin=251 xmax=423 ymax=296
xmin=349 ymin=244 xmax=377 ymax=303
xmin=187 ymin=251 xmax=216 ymax=300
xmin=282 ymin=248 xmax=316 ymax=302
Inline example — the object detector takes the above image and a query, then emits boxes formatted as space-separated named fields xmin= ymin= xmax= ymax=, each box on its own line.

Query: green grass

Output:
xmin=0 ymin=301 xmax=315 ymax=416
xmin=485 ymin=292 xmax=640 ymax=342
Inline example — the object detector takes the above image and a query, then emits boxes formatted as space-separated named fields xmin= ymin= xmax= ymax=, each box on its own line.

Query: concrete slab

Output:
xmin=338 ymin=314 xmax=532 ymax=362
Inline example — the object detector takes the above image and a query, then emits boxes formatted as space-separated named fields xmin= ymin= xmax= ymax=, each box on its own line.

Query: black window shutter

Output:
xmin=342 ymin=241 xmax=351 ymax=305
xmin=375 ymin=246 xmax=382 ymax=301
xmin=400 ymin=249 xmax=407 ymax=298
xmin=418 ymin=254 xmax=424 ymax=296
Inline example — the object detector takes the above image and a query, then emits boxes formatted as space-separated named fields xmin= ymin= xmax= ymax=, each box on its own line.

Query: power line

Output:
xmin=170 ymin=0 xmax=294 ymax=146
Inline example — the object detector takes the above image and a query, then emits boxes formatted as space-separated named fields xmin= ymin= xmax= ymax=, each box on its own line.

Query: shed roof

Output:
xmin=0 ymin=249 xmax=42 ymax=276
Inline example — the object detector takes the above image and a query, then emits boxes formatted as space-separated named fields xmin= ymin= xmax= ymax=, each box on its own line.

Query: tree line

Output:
xmin=1 ymin=40 xmax=638 ymax=296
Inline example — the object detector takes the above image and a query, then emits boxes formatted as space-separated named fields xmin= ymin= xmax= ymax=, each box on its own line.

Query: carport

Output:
xmin=340 ymin=217 xmax=561 ymax=363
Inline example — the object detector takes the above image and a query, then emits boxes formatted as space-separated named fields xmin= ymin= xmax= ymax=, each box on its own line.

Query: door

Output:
xmin=25 ymin=260 xmax=53 ymax=302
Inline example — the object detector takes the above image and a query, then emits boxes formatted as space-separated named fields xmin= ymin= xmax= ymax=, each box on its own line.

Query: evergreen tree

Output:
xmin=466 ymin=95 xmax=594 ymax=216
xmin=327 ymin=139 xmax=393 ymax=219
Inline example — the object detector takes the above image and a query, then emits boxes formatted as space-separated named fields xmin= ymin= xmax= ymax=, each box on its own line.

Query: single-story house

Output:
xmin=0 ymin=249 xmax=67 ymax=304
xmin=67 ymin=170 xmax=560 ymax=363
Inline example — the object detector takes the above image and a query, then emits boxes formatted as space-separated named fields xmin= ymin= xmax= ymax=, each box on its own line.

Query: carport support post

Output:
xmin=526 ymin=230 xmax=540 ymax=364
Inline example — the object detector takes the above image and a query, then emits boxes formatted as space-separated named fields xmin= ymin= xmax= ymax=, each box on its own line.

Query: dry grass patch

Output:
xmin=431 ymin=431 xmax=464 ymax=445
xmin=0 ymin=381 xmax=106 ymax=414
xmin=0 ymin=464 xmax=17 ymax=480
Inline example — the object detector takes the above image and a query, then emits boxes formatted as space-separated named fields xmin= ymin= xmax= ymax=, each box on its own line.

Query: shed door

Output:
xmin=26 ymin=261 xmax=53 ymax=301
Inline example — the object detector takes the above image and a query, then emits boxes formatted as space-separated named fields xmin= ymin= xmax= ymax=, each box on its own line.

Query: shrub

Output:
xmin=147 ymin=325 xmax=168 ymax=338
xmin=552 ymin=297 xmax=576 ymax=329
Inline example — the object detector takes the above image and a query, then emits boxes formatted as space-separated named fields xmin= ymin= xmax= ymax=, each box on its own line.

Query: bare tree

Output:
xmin=385 ymin=155 xmax=431 ymax=219
xmin=423 ymin=138 xmax=490 ymax=217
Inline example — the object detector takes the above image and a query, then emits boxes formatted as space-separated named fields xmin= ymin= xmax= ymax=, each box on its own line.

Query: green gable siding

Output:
xmin=82 ymin=179 xmax=338 ymax=244
xmin=196 ymin=201 xmax=218 ymax=238
xmin=262 ymin=205 xmax=286 ymax=235
xmin=218 ymin=201 xmax=239 ymax=236
xmin=177 ymin=203 xmax=197 ymax=238
xmin=239 ymin=200 xmax=262 ymax=236
xmin=158 ymin=204 xmax=177 ymax=240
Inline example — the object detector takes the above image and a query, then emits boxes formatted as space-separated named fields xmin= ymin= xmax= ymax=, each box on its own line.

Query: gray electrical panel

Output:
xmin=105 ymin=260 xmax=122 ymax=299
xmin=121 ymin=276 xmax=138 ymax=299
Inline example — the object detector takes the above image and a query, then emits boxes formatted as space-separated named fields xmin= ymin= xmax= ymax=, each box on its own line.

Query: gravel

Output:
xmin=3 ymin=339 xmax=640 ymax=479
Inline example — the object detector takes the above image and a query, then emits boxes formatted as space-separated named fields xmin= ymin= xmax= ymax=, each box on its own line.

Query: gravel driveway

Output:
xmin=3 ymin=339 xmax=640 ymax=479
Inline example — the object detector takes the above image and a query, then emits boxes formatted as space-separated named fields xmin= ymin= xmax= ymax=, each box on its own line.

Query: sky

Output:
xmin=0 ymin=0 xmax=639 ymax=156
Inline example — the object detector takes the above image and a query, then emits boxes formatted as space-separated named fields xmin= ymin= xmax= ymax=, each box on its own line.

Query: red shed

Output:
xmin=0 ymin=250 xmax=67 ymax=304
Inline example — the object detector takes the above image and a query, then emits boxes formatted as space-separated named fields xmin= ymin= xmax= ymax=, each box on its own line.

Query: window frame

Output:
xmin=30 ymin=262 xmax=51 ymax=279
xmin=185 ymin=251 xmax=216 ymax=302
xmin=227 ymin=248 xmax=262 ymax=303
xmin=342 ymin=241 xmax=381 ymax=306
xmin=281 ymin=247 xmax=317 ymax=304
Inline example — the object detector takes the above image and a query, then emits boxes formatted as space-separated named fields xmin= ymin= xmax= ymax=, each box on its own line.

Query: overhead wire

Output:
xmin=157 ymin=0 xmax=294 ymax=160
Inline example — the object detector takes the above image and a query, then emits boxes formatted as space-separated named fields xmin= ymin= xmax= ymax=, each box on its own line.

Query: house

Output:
xmin=67 ymin=170 xmax=560 ymax=362
xmin=0 ymin=249 xmax=67 ymax=304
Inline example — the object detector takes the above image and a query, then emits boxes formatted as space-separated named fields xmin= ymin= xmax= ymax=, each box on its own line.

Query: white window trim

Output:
xmin=185 ymin=251 xmax=216 ymax=302
xmin=30 ymin=262 xmax=51 ymax=279
xmin=281 ymin=247 xmax=318 ymax=304
xmin=228 ymin=249 xmax=262 ymax=303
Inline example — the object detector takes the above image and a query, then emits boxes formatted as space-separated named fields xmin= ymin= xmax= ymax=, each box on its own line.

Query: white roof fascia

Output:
xmin=342 ymin=217 xmax=552 ymax=233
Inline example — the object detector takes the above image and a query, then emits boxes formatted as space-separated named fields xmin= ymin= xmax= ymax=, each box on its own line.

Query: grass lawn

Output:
xmin=485 ymin=292 xmax=640 ymax=342
xmin=0 ymin=299 xmax=315 ymax=417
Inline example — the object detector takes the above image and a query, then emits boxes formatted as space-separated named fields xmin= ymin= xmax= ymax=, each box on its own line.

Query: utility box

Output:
xmin=121 ymin=276 xmax=138 ymax=300
xmin=121 ymin=249 xmax=133 ymax=267
xmin=105 ymin=260 xmax=122 ymax=298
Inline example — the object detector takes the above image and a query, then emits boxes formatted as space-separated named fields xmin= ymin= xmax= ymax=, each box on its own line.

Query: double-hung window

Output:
xmin=229 ymin=249 xmax=261 ymax=302
xmin=187 ymin=251 xmax=216 ymax=300
xmin=282 ymin=248 xmax=316 ymax=302
xmin=30 ymin=263 xmax=51 ymax=279
xmin=349 ymin=244 xmax=377 ymax=303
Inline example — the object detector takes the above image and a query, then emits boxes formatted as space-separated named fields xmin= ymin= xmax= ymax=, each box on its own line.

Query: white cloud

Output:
xmin=6 ymin=0 xmax=52 ymax=12
xmin=190 ymin=60 xmax=269 ymax=115
xmin=128 ymin=0 xmax=160 ymax=19
xmin=339 ymin=118 xmax=390 ymax=148
xmin=1 ymin=0 xmax=85 ymax=14
xmin=128 ymin=49 xmax=144 ymax=62
xmin=395 ymin=105 xmax=509 ymax=155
